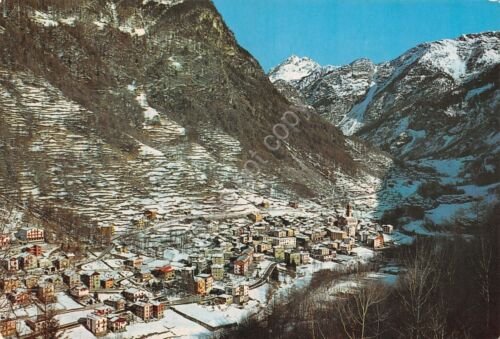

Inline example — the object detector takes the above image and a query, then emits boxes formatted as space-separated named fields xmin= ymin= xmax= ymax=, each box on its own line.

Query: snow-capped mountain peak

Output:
xmin=269 ymin=55 xmax=321 ymax=83
xmin=271 ymin=32 xmax=500 ymax=183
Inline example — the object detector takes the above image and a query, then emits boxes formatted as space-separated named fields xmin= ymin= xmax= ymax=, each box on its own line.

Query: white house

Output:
xmin=87 ymin=314 xmax=107 ymax=336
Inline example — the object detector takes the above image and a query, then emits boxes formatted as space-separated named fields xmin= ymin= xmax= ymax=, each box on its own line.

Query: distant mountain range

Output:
xmin=270 ymin=32 xmax=500 ymax=185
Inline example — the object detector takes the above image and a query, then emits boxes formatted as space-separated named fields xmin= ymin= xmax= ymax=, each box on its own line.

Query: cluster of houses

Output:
xmin=0 ymin=202 xmax=396 ymax=338
xmin=0 ymin=225 xmax=253 ymax=337
xmin=83 ymin=290 xmax=165 ymax=336
xmin=195 ymin=203 xmax=393 ymax=276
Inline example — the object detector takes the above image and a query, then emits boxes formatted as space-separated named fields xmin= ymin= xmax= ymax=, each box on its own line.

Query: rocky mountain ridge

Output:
xmin=271 ymin=32 xmax=500 ymax=183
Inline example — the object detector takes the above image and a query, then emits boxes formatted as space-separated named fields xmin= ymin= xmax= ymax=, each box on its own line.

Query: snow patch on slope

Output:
xmin=418 ymin=157 xmax=472 ymax=178
xmin=478 ymin=48 xmax=500 ymax=65
xmin=465 ymin=83 xmax=495 ymax=101
xmin=59 ymin=17 xmax=76 ymax=26
xmin=426 ymin=202 xmax=475 ymax=224
xmin=339 ymin=81 xmax=377 ymax=135
xmin=142 ymin=0 xmax=185 ymax=6
xmin=32 ymin=11 xmax=59 ymax=27
xmin=118 ymin=25 xmax=146 ymax=36
xmin=93 ymin=20 xmax=107 ymax=30
xmin=135 ymin=91 xmax=160 ymax=122
xmin=139 ymin=142 xmax=164 ymax=157
xmin=419 ymin=40 xmax=467 ymax=80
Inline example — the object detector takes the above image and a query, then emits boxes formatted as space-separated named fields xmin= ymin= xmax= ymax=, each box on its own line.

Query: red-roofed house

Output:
xmin=153 ymin=265 xmax=175 ymax=281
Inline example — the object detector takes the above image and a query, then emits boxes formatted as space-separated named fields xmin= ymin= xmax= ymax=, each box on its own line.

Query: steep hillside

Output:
xmin=1 ymin=0 xmax=353 ymax=165
xmin=0 ymin=0 xmax=392 ymax=228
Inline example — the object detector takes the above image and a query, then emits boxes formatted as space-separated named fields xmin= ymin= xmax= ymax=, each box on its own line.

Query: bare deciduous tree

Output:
xmin=39 ymin=297 xmax=63 ymax=339
xmin=396 ymin=240 xmax=442 ymax=339
xmin=335 ymin=277 xmax=389 ymax=339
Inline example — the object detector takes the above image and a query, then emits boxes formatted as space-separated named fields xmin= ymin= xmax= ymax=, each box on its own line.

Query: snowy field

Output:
xmin=56 ymin=310 xmax=94 ymax=326
xmin=58 ymin=310 xmax=211 ymax=339
xmin=55 ymin=292 xmax=84 ymax=310
xmin=170 ymin=300 xmax=263 ymax=331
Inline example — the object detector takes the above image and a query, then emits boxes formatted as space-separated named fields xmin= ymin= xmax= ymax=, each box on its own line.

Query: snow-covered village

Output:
xmin=0 ymin=197 xmax=404 ymax=338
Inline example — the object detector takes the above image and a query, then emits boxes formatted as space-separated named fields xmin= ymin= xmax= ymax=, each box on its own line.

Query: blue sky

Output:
xmin=213 ymin=0 xmax=500 ymax=71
